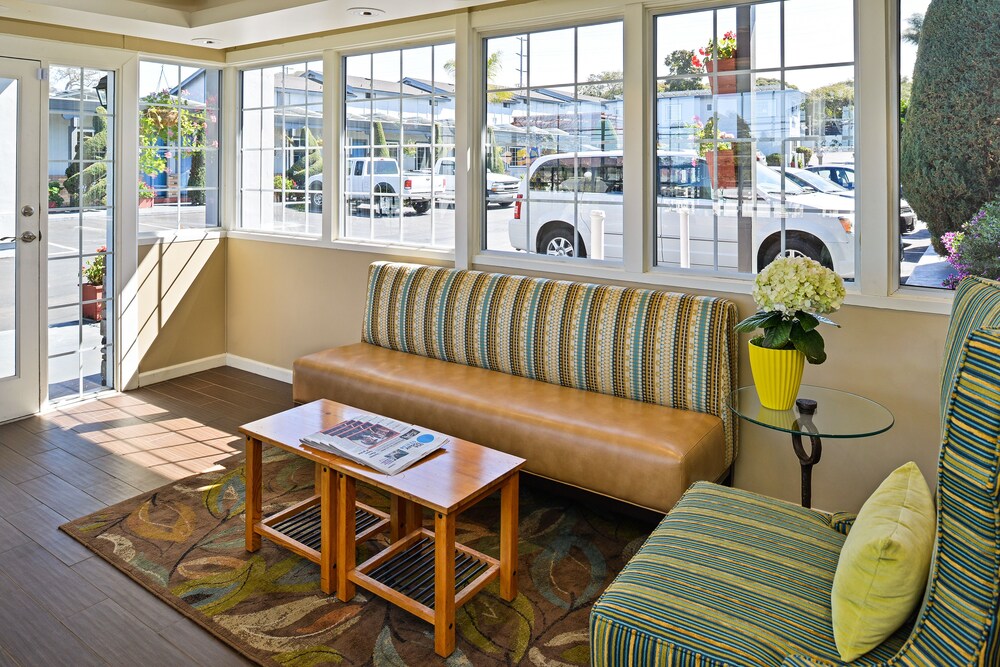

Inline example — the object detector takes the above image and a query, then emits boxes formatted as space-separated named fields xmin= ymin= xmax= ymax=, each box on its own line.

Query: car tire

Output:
xmin=540 ymin=227 xmax=587 ymax=258
xmin=759 ymin=236 xmax=832 ymax=271
xmin=310 ymin=191 xmax=323 ymax=212
xmin=497 ymin=201 xmax=514 ymax=209
xmin=411 ymin=201 xmax=431 ymax=215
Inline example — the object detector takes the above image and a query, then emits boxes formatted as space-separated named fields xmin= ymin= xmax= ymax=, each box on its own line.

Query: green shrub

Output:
xmin=766 ymin=153 xmax=782 ymax=167
xmin=794 ymin=146 xmax=813 ymax=165
xmin=941 ymin=197 xmax=1000 ymax=288
xmin=900 ymin=0 xmax=1000 ymax=254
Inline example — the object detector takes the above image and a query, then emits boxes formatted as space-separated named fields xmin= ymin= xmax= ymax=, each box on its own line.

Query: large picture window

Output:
xmin=342 ymin=44 xmax=455 ymax=248
xmin=138 ymin=61 xmax=221 ymax=233
xmin=655 ymin=1 xmax=856 ymax=279
xmin=486 ymin=22 xmax=624 ymax=260
xmin=240 ymin=60 xmax=323 ymax=235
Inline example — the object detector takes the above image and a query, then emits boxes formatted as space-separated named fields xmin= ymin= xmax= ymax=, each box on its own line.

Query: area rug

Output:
xmin=60 ymin=448 xmax=657 ymax=666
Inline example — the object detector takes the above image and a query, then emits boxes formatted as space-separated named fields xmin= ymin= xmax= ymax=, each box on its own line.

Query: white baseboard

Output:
xmin=138 ymin=354 xmax=227 ymax=386
xmin=226 ymin=354 xmax=293 ymax=384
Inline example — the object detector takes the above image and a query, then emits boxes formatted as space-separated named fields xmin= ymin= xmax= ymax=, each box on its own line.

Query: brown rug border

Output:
xmin=59 ymin=457 xmax=272 ymax=667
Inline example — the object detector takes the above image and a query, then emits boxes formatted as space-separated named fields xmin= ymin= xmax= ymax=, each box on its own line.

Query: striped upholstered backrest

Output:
xmin=904 ymin=327 xmax=1000 ymax=665
xmin=362 ymin=262 xmax=741 ymax=465
xmin=940 ymin=276 xmax=1000 ymax=425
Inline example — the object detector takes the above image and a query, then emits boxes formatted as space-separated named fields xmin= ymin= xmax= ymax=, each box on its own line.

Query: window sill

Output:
xmin=138 ymin=228 xmax=225 ymax=246
xmin=225 ymin=229 xmax=456 ymax=262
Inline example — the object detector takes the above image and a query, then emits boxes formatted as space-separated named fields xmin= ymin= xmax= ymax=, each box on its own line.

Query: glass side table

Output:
xmin=728 ymin=385 xmax=894 ymax=508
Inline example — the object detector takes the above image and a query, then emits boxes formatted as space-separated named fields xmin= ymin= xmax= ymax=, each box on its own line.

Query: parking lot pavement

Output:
xmin=899 ymin=222 xmax=956 ymax=288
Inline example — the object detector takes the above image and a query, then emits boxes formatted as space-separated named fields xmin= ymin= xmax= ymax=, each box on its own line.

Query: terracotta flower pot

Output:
xmin=705 ymin=148 xmax=737 ymax=189
xmin=748 ymin=340 xmax=804 ymax=410
xmin=82 ymin=283 xmax=104 ymax=322
xmin=706 ymin=57 xmax=737 ymax=95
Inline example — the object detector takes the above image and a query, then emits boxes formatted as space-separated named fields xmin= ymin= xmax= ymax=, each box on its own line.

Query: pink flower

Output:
xmin=210 ymin=140 xmax=219 ymax=148
xmin=209 ymin=114 xmax=217 ymax=123
xmin=164 ymin=151 xmax=173 ymax=159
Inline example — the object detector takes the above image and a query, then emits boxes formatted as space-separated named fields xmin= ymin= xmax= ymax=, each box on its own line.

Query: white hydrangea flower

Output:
xmin=753 ymin=256 xmax=845 ymax=315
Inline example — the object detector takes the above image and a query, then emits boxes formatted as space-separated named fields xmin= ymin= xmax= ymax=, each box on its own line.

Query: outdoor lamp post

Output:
xmin=94 ymin=75 xmax=108 ymax=108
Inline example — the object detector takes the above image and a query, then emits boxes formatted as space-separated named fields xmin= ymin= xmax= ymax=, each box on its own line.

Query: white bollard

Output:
xmin=589 ymin=209 xmax=605 ymax=260
xmin=679 ymin=209 xmax=691 ymax=268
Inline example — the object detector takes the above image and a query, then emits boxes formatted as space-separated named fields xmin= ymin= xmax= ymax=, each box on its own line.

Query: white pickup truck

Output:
xmin=434 ymin=157 xmax=521 ymax=207
xmin=308 ymin=157 xmax=442 ymax=214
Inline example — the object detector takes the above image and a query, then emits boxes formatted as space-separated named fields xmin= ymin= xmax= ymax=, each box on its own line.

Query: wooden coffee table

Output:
xmin=240 ymin=400 xmax=524 ymax=657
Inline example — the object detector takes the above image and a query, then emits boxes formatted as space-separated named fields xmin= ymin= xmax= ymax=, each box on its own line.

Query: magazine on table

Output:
xmin=300 ymin=411 xmax=448 ymax=475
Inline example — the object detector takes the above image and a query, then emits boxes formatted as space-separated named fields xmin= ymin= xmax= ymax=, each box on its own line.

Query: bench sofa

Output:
xmin=293 ymin=261 xmax=739 ymax=513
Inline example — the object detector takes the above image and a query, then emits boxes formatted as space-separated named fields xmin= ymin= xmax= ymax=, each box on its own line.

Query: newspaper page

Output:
xmin=300 ymin=412 xmax=448 ymax=475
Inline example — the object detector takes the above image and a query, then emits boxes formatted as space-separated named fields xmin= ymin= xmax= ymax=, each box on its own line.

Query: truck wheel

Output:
xmin=540 ymin=228 xmax=587 ymax=258
xmin=759 ymin=237 xmax=832 ymax=271
xmin=497 ymin=201 xmax=513 ymax=209
xmin=411 ymin=201 xmax=431 ymax=215
xmin=310 ymin=191 xmax=323 ymax=212
xmin=374 ymin=184 xmax=397 ymax=216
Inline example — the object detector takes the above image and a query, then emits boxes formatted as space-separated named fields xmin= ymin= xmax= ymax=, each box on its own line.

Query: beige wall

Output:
xmin=136 ymin=238 xmax=226 ymax=374
xmin=224 ymin=240 xmax=949 ymax=512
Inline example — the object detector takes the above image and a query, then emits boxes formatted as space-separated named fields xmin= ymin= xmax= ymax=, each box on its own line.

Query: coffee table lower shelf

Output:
xmin=349 ymin=528 xmax=499 ymax=623
xmin=257 ymin=495 xmax=389 ymax=564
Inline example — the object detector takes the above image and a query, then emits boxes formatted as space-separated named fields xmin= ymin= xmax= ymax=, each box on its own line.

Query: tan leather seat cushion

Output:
xmin=294 ymin=343 xmax=727 ymax=513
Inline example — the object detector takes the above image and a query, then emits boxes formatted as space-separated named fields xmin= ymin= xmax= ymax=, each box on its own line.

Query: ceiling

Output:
xmin=1 ymin=0 xmax=492 ymax=49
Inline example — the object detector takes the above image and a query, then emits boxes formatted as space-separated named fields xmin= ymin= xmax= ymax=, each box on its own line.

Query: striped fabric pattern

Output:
xmin=589 ymin=483 xmax=908 ymax=666
xmin=362 ymin=261 xmax=741 ymax=464
xmin=940 ymin=276 xmax=1000 ymax=424
xmin=591 ymin=326 xmax=1000 ymax=667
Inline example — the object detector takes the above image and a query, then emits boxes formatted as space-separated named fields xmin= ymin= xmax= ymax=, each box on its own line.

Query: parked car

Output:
xmin=434 ymin=157 xmax=521 ymax=207
xmin=508 ymin=150 xmax=856 ymax=277
xmin=308 ymin=157 xmax=443 ymax=214
xmin=806 ymin=164 xmax=916 ymax=234
xmin=784 ymin=167 xmax=853 ymax=198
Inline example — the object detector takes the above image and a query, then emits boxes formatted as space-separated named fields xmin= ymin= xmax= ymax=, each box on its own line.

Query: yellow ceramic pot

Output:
xmin=748 ymin=341 xmax=805 ymax=410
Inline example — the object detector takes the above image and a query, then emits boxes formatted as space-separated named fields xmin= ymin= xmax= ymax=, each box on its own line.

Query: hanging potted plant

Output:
xmin=82 ymin=246 xmax=106 ymax=322
xmin=735 ymin=256 xmax=845 ymax=410
xmin=691 ymin=31 xmax=738 ymax=94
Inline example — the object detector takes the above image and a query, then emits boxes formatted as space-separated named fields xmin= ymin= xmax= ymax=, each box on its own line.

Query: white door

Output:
xmin=0 ymin=58 xmax=42 ymax=422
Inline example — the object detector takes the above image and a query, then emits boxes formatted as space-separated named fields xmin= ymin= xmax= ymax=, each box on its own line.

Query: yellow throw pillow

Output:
xmin=831 ymin=461 xmax=935 ymax=662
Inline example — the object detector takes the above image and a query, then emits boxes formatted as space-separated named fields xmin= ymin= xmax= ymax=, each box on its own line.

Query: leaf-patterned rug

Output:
xmin=60 ymin=447 xmax=657 ymax=666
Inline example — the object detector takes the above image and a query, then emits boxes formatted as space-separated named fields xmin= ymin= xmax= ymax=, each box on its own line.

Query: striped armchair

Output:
xmin=590 ymin=276 xmax=1000 ymax=666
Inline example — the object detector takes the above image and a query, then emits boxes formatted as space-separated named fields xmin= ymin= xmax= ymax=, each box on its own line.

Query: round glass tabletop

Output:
xmin=728 ymin=385 xmax=894 ymax=438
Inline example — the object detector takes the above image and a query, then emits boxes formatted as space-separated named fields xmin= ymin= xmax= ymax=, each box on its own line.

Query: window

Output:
xmin=486 ymin=22 xmax=624 ymax=260
xmin=47 ymin=66 xmax=115 ymax=400
xmin=897 ymin=0 xmax=993 ymax=290
xmin=342 ymin=44 xmax=455 ymax=248
xmin=240 ymin=60 xmax=323 ymax=235
xmin=138 ymin=61 xmax=221 ymax=233
xmin=654 ymin=1 xmax=856 ymax=279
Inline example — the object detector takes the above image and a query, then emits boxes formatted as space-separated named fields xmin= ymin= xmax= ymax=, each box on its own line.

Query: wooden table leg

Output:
xmin=314 ymin=462 xmax=322 ymax=494
xmin=434 ymin=510 xmax=456 ymax=657
xmin=244 ymin=436 xmax=262 ymax=552
xmin=320 ymin=465 xmax=337 ymax=595
xmin=390 ymin=496 xmax=423 ymax=542
xmin=336 ymin=472 xmax=357 ymax=602
xmin=499 ymin=472 xmax=519 ymax=601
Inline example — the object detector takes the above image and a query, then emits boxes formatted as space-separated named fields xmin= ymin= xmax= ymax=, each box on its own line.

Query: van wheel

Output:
xmin=540 ymin=228 xmax=587 ymax=258
xmin=759 ymin=237 xmax=832 ymax=271
xmin=411 ymin=201 xmax=431 ymax=215
xmin=310 ymin=191 xmax=323 ymax=212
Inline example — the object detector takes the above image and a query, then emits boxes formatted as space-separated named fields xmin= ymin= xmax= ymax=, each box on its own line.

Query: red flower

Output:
xmin=691 ymin=55 xmax=703 ymax=68
xmin=698 ymin=47 xmax=706 ymax=56
xmin=724 ymin=31 xmax=736 ymax=40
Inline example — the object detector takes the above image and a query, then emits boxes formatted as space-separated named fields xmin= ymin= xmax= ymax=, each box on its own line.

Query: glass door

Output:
xmin=47 ymin=66 xmax=115 ymax=401
xmin=0 ymin=58 xmax=41 ymax=422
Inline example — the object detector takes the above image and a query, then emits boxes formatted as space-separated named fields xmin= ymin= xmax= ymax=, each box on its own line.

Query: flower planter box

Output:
xmin=138 ymin=197 xmax=154 ymax=209
xmin=82 ymin=283 xmax=104 ymax=322
xmin=706 ymin=57 xmax=737 ymax=95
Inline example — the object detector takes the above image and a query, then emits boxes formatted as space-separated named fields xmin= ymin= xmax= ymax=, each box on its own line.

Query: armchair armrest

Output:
xmin=828 ymin=512 xmax=857 ymax=535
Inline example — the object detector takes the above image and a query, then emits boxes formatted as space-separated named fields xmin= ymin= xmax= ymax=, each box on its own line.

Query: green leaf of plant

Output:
xmin=791 ymin=328 xmax=827 ymax=364
xmin=761 ymin=319 xmax=793 ymax=349
xmin=797 ymin=312 xmax=819 ymax=332
xmin=734 ymin=311 xmax=779 ymax=333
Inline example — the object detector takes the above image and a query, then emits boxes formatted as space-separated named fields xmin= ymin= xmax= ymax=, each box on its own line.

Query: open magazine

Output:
xmin=300 ymin=412 xmax=448 ymax=475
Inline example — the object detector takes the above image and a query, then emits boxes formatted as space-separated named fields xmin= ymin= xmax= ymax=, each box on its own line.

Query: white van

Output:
xmin=507 ymin=150 xmax=856 ymax=277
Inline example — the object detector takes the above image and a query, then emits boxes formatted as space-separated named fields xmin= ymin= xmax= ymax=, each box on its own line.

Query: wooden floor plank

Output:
xmin=0 ymin=543 xmax=107 ymax=619
xmin=63 ymin=598 xmax=196 ymax=667
xmin=0 ymin=423 xmax=57 ymax=457
xmin=17 ymin=474 xmax=107 ymax=519
xmin=0 ymin=444 xmax=49 ymax=485
xmin=5 ymin=505 xmax=93 ymax=566
xmin=0 ymin=571 xmax=106 ymax=667
xmin=0 ymin=517 xmax=30 ymax=555
xmin=0 ymin=476 xmax=41 ymax=518
xmin=71 ymin=557 xmax=184 ymax=630
xmin=157 ymin=617 xmax=254 ymax=667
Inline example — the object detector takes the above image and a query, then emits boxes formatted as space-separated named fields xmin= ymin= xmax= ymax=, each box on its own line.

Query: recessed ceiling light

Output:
xmin=347 ymin=7 xmax=385 ymax=18
xmin=191 ymin=37 xmax=221 ymax=46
